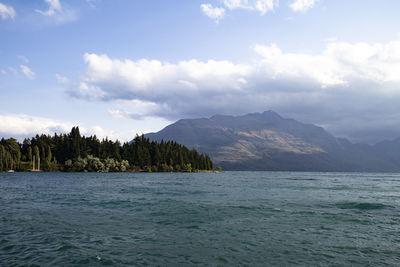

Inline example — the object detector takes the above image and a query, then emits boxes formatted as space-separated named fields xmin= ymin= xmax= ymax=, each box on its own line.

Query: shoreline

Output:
xmin=1 ymin=170 xmax=221 ymax=173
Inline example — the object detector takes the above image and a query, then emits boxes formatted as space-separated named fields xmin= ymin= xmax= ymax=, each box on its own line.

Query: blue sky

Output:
xmin=1 ymin=0 xmax=400 ymax=143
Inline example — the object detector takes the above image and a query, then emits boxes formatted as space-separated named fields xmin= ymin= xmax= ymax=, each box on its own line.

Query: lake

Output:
xmin=1 ymin=172 xmax=400 ymax=266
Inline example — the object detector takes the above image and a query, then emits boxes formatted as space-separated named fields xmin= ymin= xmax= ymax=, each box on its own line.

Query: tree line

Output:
xmin=0 ymin=127 xmax=214 ymax=172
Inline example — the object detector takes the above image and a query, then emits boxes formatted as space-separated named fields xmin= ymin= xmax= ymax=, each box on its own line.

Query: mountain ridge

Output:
xmin=144 ymin=111 xmax=400 ymax=171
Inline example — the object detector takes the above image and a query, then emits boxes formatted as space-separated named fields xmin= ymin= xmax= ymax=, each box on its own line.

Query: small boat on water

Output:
xmin=7 ymin=170 xmax=15 ymax=173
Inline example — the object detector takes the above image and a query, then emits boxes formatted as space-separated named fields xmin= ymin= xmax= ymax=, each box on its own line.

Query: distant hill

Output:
xmin=145 ymin=111 xmax=400 ymax=171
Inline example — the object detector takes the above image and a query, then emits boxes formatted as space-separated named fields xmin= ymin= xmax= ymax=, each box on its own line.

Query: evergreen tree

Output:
xmin=27 ymin=146 xmax=32 ymax=162
xmin=1 ymin=127 xmax=213 ymax=172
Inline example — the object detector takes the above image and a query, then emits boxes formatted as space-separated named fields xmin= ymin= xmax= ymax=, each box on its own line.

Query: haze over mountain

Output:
xmin=145 ymin=111 xmax=400 ymax=171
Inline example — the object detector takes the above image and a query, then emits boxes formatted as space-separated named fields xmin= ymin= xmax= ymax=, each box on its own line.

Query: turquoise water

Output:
xmin=1 ymin=172 xmax=400 ymax=266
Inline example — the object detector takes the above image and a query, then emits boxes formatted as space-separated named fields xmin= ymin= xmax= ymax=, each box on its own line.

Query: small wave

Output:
xmin=336 ymin=202 xmax=392 ymax=210
xmin=286 ymin=178 xmax=318 ymax=181
xmin=56 ymin=243 xmax=78 ymax=251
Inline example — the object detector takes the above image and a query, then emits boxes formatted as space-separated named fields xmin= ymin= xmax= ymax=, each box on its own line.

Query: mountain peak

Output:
xmin=245 ymin=110 xmax=283 ymax=121
xmin=262 ymin=110 xmax=282 ymax=117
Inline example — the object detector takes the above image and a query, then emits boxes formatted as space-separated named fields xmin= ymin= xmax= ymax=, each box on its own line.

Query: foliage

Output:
xmin=0 ymin=138 xmax=21 ymax=171
xmin=0 ymin=127 xmax=213 ymax=172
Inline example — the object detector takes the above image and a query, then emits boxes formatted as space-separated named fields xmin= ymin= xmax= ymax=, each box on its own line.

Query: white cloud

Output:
xmin=253 ymin=43 xmax=346 ymax=87
xmin=108 ymin=109 xmax=129 ymax=119
xmin=35 ymin=0 xmax=61 ymax=16
xmin=68 ymin=40 xmax=400 ymax=142
xmin=201 ymin=0 xmax=277 ymax=21
xmin=108 ymin=99 xmax=167 ymax=120
xmin=56 ymin=73 xmax=69 ymax=84
xmin=0 ymin=114 xmax=133 ymax=142
xmin=82 ymin=125 xmax=131 ymax=141
xmin=0 ymin=2 xmax=15 ymax=20
xmin=290 ymin=0 xmax=318 ymax=12
xmin=20 ymin=65 xmax=35 ymax=79
xmin=255 ymin=41 xmax=400 ymax=86
xmin=201 ymin=4 xmax=225 ymax=23
xmin=70 ymin=53 xmax=250 ymax=104
xmin=223 ymin=0 xmax=252 ymax=10
xmin=222 ymin=0 xmax=276 ymax=15
xmin=254 ymin=0 xmax=276 ymax=15
xmin=0 ymin=69 xmax=6 ymax=75
xmin=0 ymin=114 xmax=73 ymax=137
xmin=108 ymin=109 xmax=148 ymax=120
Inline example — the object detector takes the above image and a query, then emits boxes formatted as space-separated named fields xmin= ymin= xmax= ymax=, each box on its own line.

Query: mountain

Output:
xmin=145 ymin=111 xmax=400 ymax=171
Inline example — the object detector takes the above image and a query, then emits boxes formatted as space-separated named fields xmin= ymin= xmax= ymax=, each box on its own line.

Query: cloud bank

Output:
xmin=0 ymin=114 xmax=132 ymax=142
xmin=68 ymin=40 xmax=400 ymax=143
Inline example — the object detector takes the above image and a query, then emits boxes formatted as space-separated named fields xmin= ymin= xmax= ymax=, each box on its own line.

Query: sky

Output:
xmin=1 ymin=0 xmax=400 ymax=144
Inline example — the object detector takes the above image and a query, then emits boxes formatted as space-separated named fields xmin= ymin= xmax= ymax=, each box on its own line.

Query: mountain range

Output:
xmin=145 ymin=111 xmax=400 ymax=171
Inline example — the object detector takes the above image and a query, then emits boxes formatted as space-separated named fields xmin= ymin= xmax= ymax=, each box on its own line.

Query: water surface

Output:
xmin=1 ymin=172 xmax=400 ymax=266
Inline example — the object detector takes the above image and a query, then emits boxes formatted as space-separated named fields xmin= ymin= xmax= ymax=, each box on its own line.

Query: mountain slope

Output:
xmin=145 ymin=111 xmax=400 ymax=171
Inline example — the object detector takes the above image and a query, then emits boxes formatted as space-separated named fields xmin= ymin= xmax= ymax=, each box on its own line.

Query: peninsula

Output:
xmin=0 ymin=127 xmax=214 ymax=173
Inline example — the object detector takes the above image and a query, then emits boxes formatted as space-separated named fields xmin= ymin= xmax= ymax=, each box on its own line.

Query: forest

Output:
xmin=0 ymin=127 xmax=214 ymax=172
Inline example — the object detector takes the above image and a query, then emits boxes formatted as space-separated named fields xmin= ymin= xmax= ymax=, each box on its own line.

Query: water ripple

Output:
xmin=1 ymin=171 xmax=400 ymax=266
